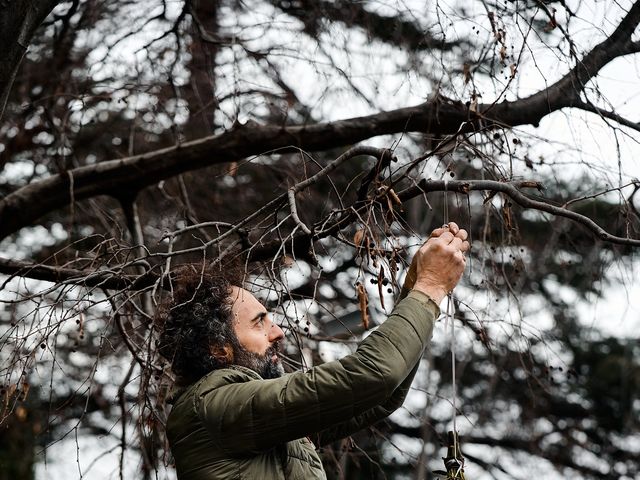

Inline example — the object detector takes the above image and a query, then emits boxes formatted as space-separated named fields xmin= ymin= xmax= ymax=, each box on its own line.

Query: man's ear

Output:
xmin=210 ymin=343 xmax=234 ymax=364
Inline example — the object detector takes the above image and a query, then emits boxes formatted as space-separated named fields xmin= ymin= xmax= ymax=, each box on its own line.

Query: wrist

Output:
xmin=402 ymin=270 xmax=417 ymax=291
xmin=412 ymin=282 xmax=447 ymax=305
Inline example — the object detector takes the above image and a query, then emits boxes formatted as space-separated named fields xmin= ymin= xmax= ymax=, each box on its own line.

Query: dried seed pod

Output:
xmin=4 ymin=384 xmax=17 ymax=411
xmin=502 ymin=201 xmax=513 ymax=231
xmin=21 ymin=381 xmax=30 ymax=401
xmin=389 ymin=256 xmax=398 ymax=286
xmin=356 ymin=284 xmax=370 ymax=330
xmin=388 ymin=188 xmax=402 ymax=206
xmin=15 ymin=405 xmax=28 ymax=422
xmin=377 ymin=265 xmax=386 ymax=310
xmin=353 ymin=229 xmax=366 ymax=247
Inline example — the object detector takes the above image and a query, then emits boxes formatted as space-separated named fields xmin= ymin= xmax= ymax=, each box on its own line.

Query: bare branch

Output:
xmin=251 ymin=178 xmax=640 ymax=262
xmin=573 ymin=100 xmax=640 ymax=133
xmin=272 ymin=0 xmax=465 ymax=52
xmin=288 ymin=188 xmax=312 ymax=235
xmin=401 ymin=179 xmax=640 ymax=247
xmin=4 ymin=174 xmax=638 ymax=289
xmin=0 ymin=257 xmax=149 ymax=290
xmin=4 ymin=0 xmax=640 ymax=244
xmin=2 ymin=4 xmax=640 ymax=241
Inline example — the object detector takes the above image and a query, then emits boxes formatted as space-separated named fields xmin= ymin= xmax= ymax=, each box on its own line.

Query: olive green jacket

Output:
xmin=166 ymin=291 xmax=438 ymax=479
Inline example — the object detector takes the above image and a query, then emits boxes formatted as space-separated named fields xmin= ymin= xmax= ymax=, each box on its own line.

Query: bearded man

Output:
xmin=158 ymin=222 xmax=469 ymax=479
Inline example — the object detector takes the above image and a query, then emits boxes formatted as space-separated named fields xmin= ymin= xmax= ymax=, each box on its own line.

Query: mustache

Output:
xmin=266 ymin=341 xmax=282 ymax=357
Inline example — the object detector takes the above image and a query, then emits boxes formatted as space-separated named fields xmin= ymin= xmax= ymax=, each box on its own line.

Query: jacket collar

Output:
xmin=167 ymin=365 xmax=263 ymax=404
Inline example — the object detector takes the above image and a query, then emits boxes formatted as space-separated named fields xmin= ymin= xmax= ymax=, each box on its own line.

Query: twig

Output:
xmin=288 ymin=188 xmax=312 ymax=235
xmin=402 ymin=179 xmax=640 ymax=246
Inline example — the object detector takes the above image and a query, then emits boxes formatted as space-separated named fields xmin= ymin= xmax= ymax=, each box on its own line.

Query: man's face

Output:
xmin=229 ymin=286 xmax=285 ymax=379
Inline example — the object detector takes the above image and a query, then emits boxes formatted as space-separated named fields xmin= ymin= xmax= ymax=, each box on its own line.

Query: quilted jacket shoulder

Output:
xmin=168 ymin=366 xmax=326 ymax=479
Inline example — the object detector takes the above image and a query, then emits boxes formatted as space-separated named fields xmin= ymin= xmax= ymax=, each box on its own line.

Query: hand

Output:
xmin=409 ymin=222 xmax=470 ymax=304
xmin=402 ymin=222 xmax=465 ymax=292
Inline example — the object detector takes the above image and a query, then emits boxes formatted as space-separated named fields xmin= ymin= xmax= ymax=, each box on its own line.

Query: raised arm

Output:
xmin=312 ymin=291 xmax=437 ymax=446
xmin=312 ymin=223 xmax=469 ymax=445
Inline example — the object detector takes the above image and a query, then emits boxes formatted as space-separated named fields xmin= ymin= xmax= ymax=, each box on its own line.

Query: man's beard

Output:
xmin=232 ymin=341 xmax=285 ymax=379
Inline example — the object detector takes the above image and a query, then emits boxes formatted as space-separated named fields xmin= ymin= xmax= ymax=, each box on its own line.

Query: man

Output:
xmin=159 ymin=222 xmax=469 ymax=479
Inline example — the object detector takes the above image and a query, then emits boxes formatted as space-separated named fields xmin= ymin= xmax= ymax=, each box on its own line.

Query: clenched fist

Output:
xmin=403 ymin=222 xmax=469 ymax=304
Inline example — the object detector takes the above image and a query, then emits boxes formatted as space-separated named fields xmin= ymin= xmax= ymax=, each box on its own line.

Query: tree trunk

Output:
xmin=0 ymin=0 xmax=60 ymax=121
xmin=0 ymin=400 xmax=42 ymax=480
xmin=183 ymin=0 xmax=220 ymax=137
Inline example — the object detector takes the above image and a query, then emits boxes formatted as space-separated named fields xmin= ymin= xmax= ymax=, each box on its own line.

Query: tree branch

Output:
xmin=0 ymin=257 xmax=153 ymax=290
xmin=402 ymin=179 xmax=640 ymax=247
xmin=573 ymin=100 xmax=640 ymax=133
xmin=249 ymin=178 xmax=640 ymax=262
xmin=2 ymin=4 xmax=640 ymax=242
xmin=482 ymin=1 xmax=640 ymax=126
xmin=3 ymin=176 xmax=639 ymax=288
xmin=0 ymin=0 xmax=61 ymax=120
xmin=272 ymin=0 xmax=465 ymax=52
xmin=288 ymin=188 xmax=312 ymax=235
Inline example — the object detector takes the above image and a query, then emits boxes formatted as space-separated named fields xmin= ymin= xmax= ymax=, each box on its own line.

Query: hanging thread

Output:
xmin=441 ymin=169 xmax=466 ymax=479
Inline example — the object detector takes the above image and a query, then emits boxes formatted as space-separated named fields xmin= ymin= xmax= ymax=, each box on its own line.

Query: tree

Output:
xmin=1 ymin=0 xmax=639 ymax=478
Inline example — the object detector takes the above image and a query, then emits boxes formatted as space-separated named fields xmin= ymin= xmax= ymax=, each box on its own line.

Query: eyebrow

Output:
xmin=251 ymin=311 xmax=267 ymax=323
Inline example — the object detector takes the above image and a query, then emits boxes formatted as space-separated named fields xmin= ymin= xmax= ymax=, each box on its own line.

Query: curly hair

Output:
xmin=157 ymin=264 xmax=243 ymax=385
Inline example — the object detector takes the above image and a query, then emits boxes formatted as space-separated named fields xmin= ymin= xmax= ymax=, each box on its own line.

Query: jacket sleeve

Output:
xmin=311 ymin=360 xmax=420 ymax=446
xmin=196 ymin=291 xmax=439 ymax=454
xmin=311 ymin=289 xmax=437 ymax=446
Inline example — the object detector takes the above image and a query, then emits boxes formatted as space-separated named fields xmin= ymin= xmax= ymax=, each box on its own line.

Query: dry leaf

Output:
xmin=281 ymin=255 xmax=294 ymax=268
xmin=463 ymin=63 xmax=471 ymax=84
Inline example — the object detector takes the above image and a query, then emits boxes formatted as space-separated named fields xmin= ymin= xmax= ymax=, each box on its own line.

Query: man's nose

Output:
xmin=269 ymin=321 xmax=285 ymax=342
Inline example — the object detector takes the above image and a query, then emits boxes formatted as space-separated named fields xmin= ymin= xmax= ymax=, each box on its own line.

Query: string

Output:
xmin=443 ymin=172 xmax=459 ymax=463
xmin=448 ymin=295 xmax=458 ymax=455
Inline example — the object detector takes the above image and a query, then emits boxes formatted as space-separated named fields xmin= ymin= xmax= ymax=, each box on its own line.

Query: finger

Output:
xmin=449 ymin=236 xmax=463 ymax=250
xmin=437 ymin=231 xmax=455 ymax=243
xmin=429 ymin=227 xmax=446 ymax=238
xmin=455 ymin=228 xmax=468 ymax=241
xmin=447 ymin=222 xmax=460 ymax=235
xmin=460 ymin=240 xmax=470 ymax=252
xmin=421 ymin=236 xmax=443 ymax=253
xmin=454 ymin=250 xmax=467 ymax=263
